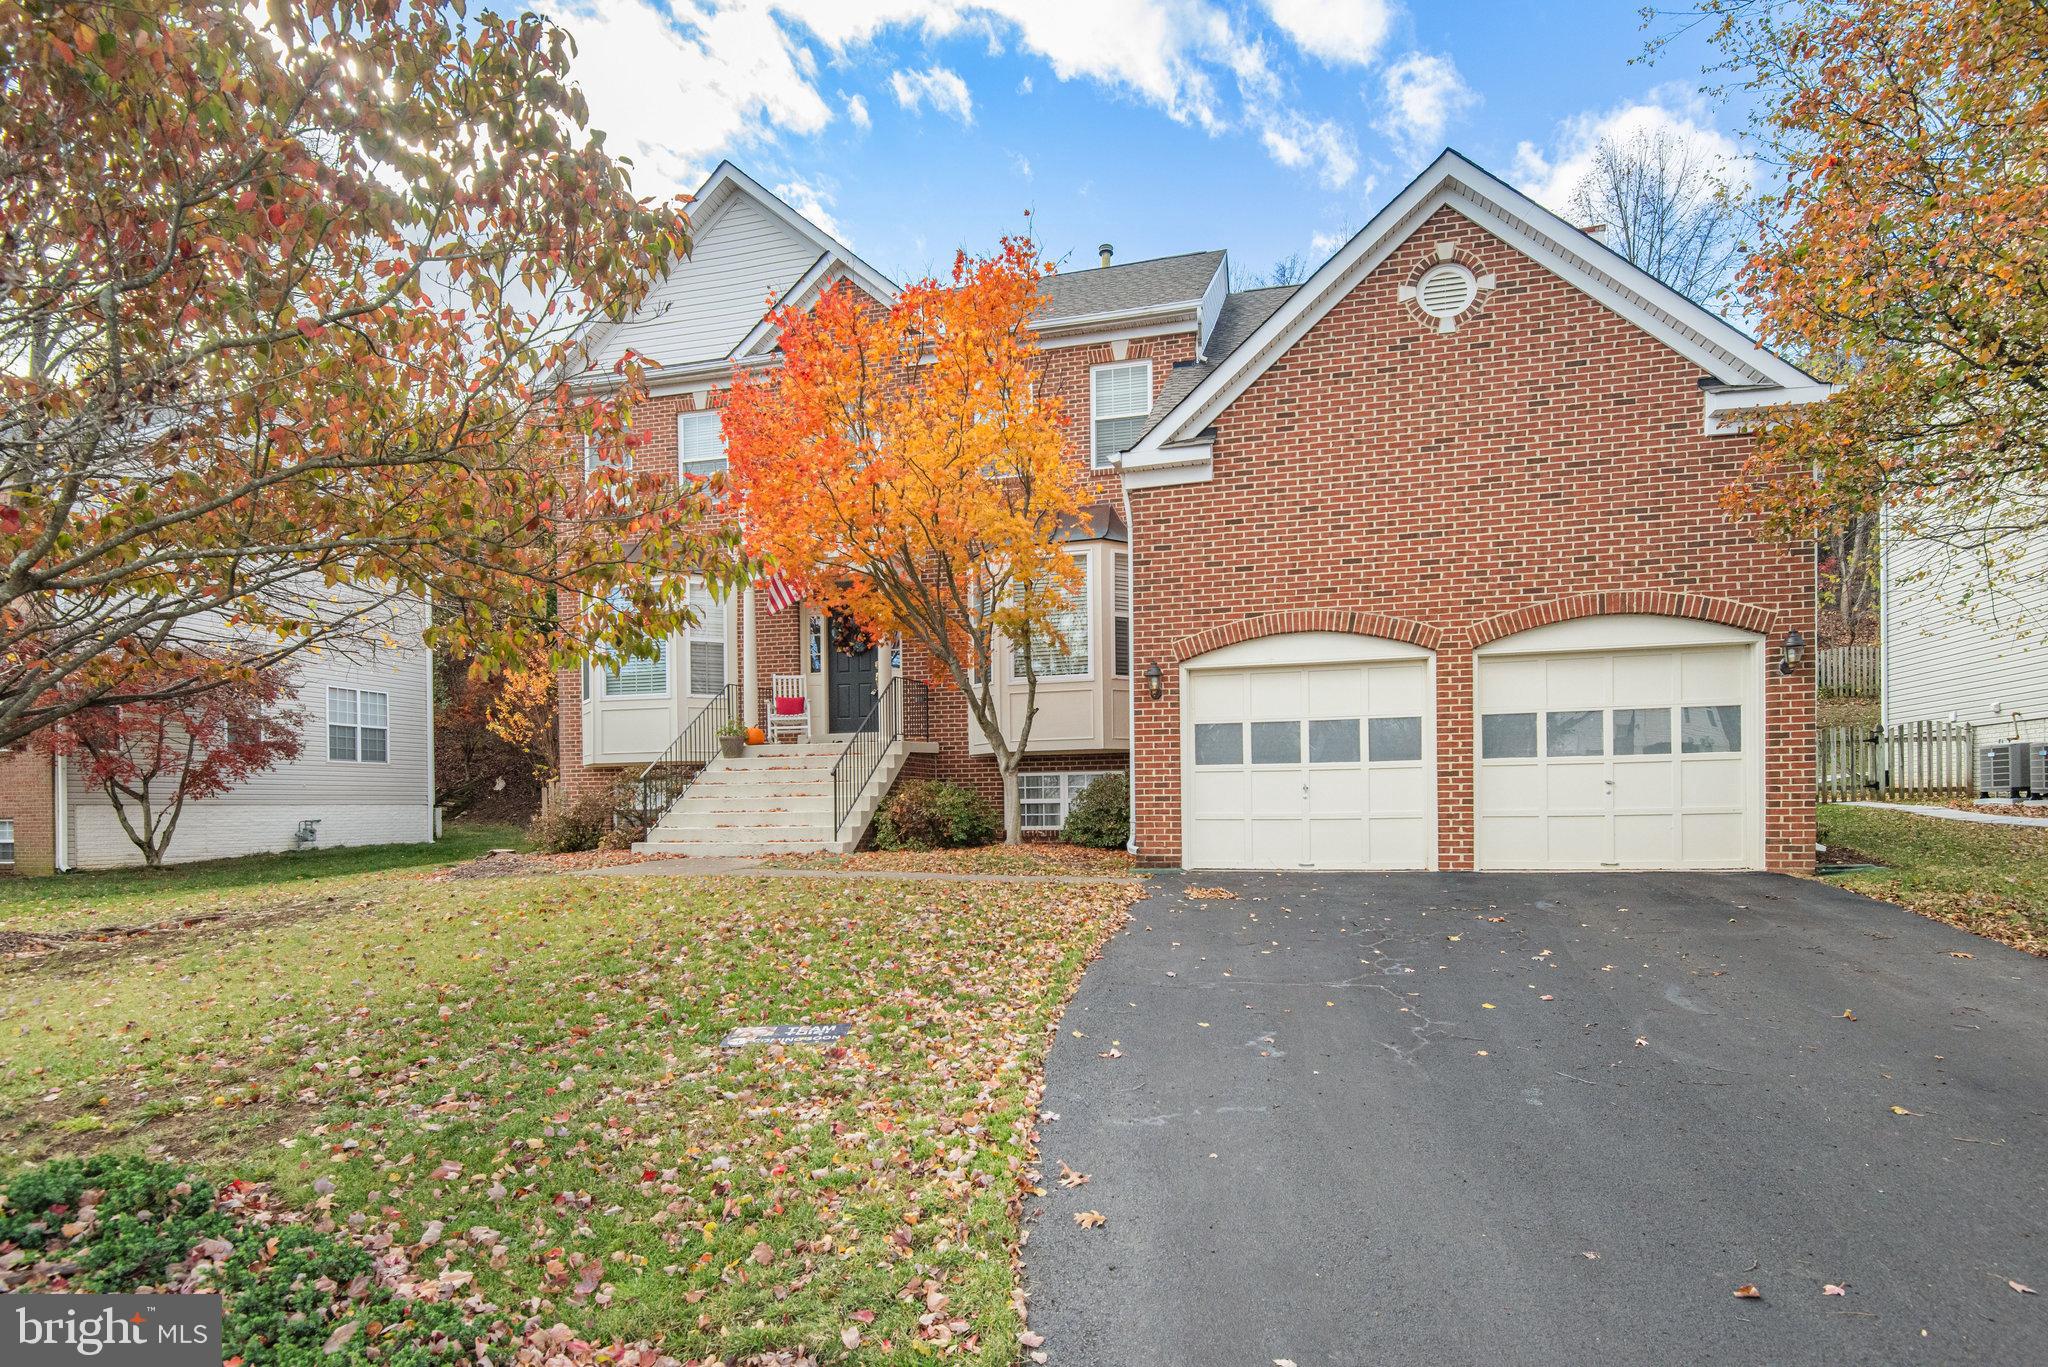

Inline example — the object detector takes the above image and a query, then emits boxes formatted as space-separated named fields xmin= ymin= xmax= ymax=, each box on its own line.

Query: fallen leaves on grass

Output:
xmin=1073 ymin=1210 xmax=1106 ymax=1229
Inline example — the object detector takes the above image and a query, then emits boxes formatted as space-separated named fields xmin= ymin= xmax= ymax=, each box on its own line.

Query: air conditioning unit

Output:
xmin=1978 ymin=742 xmax=2035 ymax=799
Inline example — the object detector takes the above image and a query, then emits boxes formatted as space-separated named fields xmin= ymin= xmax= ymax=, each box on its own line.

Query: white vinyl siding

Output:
xmin=327 ymin=687 xmax=389 ymax=763
xmin=678 ymin=410 xmax=727 ymax=479
xmin=1015 ymin=557 xmax=1091 ymax=679
xmin=1020 ymin=772 xmax=1103 ymax=831
xmin=583 ymin=193 xmax=823 ymax=372
xmin=1881 ymin=524 xmax=2048 ymax=727
xmin=1090 ymin=361 xmax=1151 ymax=468
xmin=687 ymin=583 xmax=728 ymax=696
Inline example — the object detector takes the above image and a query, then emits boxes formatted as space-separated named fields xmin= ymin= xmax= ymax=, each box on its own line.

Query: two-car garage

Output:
xmin=1179 ymin=616 xmax=1766 ymax=872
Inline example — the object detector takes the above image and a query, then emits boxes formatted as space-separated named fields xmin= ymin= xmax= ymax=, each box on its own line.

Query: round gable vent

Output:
xmin=1416 ymin=262 xmax=1477 ymax=319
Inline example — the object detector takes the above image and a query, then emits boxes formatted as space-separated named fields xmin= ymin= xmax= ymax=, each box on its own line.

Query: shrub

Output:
xmin=0 ymin=1155 xmax=228 ymax=1290
xmin=528 ymin=775 xmax=640 ymax=853
xmin=875 ymin=779 xmax=999 ymax=849
xmin=1061 ymin=772 xmax=1129 ymax=849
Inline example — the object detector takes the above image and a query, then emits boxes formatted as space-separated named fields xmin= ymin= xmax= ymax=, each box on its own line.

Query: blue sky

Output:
xmin=538 ymin=1 xmax=1749 ymax=285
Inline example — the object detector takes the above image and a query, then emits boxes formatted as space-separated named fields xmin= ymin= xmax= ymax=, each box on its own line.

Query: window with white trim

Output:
xmin=1014 ymin=555 xmax=1090 ymax=679
xmin=1090 ymin=361 xmax=1151 ymax=468
xmin=678 ymin=410 xmax=727 ymax=479
xmin=1019 ymin=772 xmax=1105 ymax=831
xmin=686 ymin=582 xmax=727 ymax=696
xmin=328 ymin=687 xmax=389 ymax=763
xmin=602 ymin=590 xmax=669 ymax=699
xmin=1113 ymin=552 xmax=1130 ymax=677
xmin=0 ymin=819 xmax=14 ymax=865
xmin=583 ymin=433 xmax=630 ymax=476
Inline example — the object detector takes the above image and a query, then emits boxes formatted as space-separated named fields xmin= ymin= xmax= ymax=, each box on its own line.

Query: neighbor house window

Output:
xmin=1014 ymin=556 xmax=1091 ymax=679
xmin=687 ymin=581 xmax=727 ymax=696
xmin=678 ymin=410 xmax=727 ymax=479
xmin=0 ymin=819 xmax=15 ymax=865
xmin=328 ymin=687 xmax=389 ymax=763
xmin=1019 ymin=772 xmax=1103 ymax=831
xmin=583 ymin=433 xmax=630 ymax=476
xmin=1090 ymin=361 xmax=1151 ymax=467
xmin=1114 ymin=552 xmax=1131 ymax=677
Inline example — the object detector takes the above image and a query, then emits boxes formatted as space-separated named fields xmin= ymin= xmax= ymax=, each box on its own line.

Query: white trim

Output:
xmin=1476 ymin=614 xmax=1762 ymax=656
xmin=1018 ymin=770 xmax=1107 ymax=831
xmin=1196 ymin=255 xmax=1230 ymax=357
xmin=677 ymin=409 xmax=728 ymax=479
xmin=731 ymin=252 xmax=836 ymax=357
xmin=0 ymin=817 xmax=16 ymax=866
xmin=1703 ymin=383 xmax=1837 ymax=435
xmin=1039 ymin=303 xmax=1201 ymax=338
xmin=1123 ymin=149 xmax=1823 ymax=471
xmin=326 ymin=686 xmax=392 ymax=764
xmin=1034 ymin=317 xmax=1201 ymax=351
xmin=1187 ymin=631 xmax=1433 ymax=669
xmin=1118 ymin=443 xmax=1212 ymax=488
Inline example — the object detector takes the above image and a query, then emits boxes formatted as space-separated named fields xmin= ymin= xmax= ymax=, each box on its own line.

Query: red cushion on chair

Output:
xmin=774 ymin=695 xmax=806 ymax=716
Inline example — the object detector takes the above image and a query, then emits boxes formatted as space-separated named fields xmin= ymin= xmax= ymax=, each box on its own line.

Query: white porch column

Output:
xmin=741 ymin=581 xmax=759 ymax=728
xmin=877 ymin=631 xmax=897 ymax=731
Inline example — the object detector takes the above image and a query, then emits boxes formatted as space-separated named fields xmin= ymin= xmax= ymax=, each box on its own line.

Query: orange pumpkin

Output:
xmin=745 ymin=726 xmax=766 ymax=746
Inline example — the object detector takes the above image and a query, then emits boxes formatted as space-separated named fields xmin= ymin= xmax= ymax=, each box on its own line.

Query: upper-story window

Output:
xmin=1090 ymin=361 xmax=1151 ymax=468
xmin=678 ymin=410 xmax=727 ymax=479
xmin=1014 ymin=554 xmax=1091 ymax=679
xmin=583 ymin=433 xmax=630 ymax=477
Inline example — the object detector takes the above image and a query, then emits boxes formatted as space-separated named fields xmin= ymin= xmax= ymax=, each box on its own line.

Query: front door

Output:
xmin=827 ymin=620 xmax=878 ymax=733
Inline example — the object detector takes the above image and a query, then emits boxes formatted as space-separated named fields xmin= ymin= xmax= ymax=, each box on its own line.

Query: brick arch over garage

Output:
xmin=1465 ymin=592 xmax=1777 ymax=649
xmin=1169 ymin=609 xmax=1442 ymax=664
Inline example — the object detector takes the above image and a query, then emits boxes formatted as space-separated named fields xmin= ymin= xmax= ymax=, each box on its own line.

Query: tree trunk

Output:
xmin=999 ymin=755 xmax=1022 ymax=844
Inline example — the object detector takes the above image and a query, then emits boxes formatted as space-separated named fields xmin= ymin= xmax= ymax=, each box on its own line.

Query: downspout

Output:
xmin=1119 ymin=473 xmax=1138 ymax=858
xmin=52 ymin=752 xmax=68 ymax=872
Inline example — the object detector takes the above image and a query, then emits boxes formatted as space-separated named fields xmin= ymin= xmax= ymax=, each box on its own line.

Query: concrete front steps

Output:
xmin=633 ymin=740 xmax=906 ymax=857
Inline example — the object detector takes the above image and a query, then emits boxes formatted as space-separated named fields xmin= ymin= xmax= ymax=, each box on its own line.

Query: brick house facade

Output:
xmin=560 ymin=154 xmax=1826 ymax=870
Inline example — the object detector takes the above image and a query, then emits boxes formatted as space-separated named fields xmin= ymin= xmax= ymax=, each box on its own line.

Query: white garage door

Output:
xmin=1475 ymin=622 xmax=1761 ymax=871
xmin=1183 ymin=634 xmax=1434 ymax=870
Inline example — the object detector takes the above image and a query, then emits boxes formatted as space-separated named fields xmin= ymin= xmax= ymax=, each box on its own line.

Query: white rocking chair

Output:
xmin=766 ymin=673 xmax=812 ymax=743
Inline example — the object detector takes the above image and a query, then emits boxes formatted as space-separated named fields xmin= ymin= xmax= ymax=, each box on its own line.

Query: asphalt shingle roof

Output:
xmin=1037 ymin=250 xmax=1226 ymax=323
xmin=1139 ymin=284 xmax=1298 ymax=439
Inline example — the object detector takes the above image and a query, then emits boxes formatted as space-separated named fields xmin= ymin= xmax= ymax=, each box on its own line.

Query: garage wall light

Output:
xmin=1144 ymin=662 xmax=1164 ymax=700
xmin=1780 ymin=628 xmax=1806 ymax=675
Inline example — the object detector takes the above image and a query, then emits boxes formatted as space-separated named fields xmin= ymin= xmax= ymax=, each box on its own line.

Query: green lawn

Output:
xmin=0 ymin=821 xmax=525 ymax=933
xmin=1818 ymin=803 xmax=2048 ymax=956
xmin=0 ymin=860 xmax=1135 ymax=1361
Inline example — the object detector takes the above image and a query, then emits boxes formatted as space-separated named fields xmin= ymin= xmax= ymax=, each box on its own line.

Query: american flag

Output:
xmin=757 ymin=572 xmax=803 ymax=614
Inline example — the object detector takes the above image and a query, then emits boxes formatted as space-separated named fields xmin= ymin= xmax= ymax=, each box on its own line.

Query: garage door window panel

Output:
xmin=1546 ymin=710 xmax=1605 ymax=757
xmin=1194 ymin=722 xmax=1243 ymax=766
xmin=1368 ymin=716 xmax=1423 ymax=763
xmin=1482 ymin=712 xmax=1539 ymax=759
xmin=1613 ymin=708 xmax=1673 ymax=755
xmin=1250 ymin=721 xmax=1300 ymax=765
xmin=1308 ymin=719 xmax=1360 ymax=764
xmin=1681 ymin=705 xmax=1742 ymax=753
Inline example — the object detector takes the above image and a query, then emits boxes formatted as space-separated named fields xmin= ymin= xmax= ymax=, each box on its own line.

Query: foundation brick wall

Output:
xmin=0 ymin=748 xmax=56 ymax=876
xmin=1124 ymin=206 xmax=1816 ymax=872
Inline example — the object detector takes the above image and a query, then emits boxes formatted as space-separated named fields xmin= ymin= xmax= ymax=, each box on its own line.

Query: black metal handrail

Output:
xmin=633 ymin=683 xmax=739 ymax=828
xmin=830 ymin=676 xmax=902 ymax=839
xmin=902 ymin=675 xmax=930 ymax=743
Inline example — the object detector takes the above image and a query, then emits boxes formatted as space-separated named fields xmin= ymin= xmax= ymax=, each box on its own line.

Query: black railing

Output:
xmin=633 ymin=683 xmax=738 ymax=828
xmin=831 ymin=676 xmax=902 ymax=840
xmin=902 ymin=675 xmax=930 ymax=743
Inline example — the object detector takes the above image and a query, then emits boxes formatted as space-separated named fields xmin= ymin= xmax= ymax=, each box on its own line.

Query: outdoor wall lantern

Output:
xmin=1144 ymin=662 xmax=1164 ymax=700
xmin=1780 ymin=628 xmax=1806 ymax=675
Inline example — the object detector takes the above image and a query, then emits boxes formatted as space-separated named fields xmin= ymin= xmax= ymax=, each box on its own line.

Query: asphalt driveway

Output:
xmin=1022 ymin=872 xmax=2048 ymax=1365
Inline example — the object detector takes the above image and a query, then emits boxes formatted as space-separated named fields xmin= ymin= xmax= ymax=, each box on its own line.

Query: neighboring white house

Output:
xmin=1882 ymin=524 xmax=2048 ymax=728
xmin=28 ymin=590 xmax=439 ymax=872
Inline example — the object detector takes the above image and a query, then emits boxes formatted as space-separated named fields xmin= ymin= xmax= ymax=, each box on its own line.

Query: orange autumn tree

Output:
xmin=1705 ymin=0 xmax=2048 ymax=577
xmin=721 ymin=240 xmax=1082 ymax=843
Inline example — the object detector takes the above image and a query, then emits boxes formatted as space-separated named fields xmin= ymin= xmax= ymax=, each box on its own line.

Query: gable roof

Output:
xmin=1121 ymin=149 xmax=1829 ymax=477
xmin=1140 ymin=285 xmax=1297 ymax=439
xmin=1037 ymin=250 xmax=1226 ymax=328
xmin=570 ymin=162 xmax=898 ymax=388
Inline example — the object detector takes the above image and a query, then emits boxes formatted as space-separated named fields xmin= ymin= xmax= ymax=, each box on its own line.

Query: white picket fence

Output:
xmin=1818 ymin=720 xmax=1974 ymax=802
xmin=1816 ymin=645 xmax=1881 ymax=698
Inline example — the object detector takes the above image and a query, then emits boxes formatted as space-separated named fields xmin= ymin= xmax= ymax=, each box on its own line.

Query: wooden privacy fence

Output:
xmin=1818 ymin=720 xmax=1974 ymax=802
xmin=1816 ymin=645 xmax=1881 ymax=698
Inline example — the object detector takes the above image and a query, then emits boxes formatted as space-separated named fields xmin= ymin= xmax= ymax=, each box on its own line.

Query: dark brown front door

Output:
xmin=827 ymin=622 xmax=878 ymax=732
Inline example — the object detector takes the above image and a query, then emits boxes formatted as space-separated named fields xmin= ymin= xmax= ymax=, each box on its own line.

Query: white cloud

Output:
xmin=773 ymin=175 xmax=845 ymax=238
xmin=536 ymin=0 xmax=833 ymax=195
xmin=1310 ymin=228 xmax=1347 ymax=256
xmin=1259 ymin=110 xmax=1359 ymax=189
xmin=1512 ymin=84 xmax=1750 ymax=214
xmin=1259 ymin=0 xmax=1394 ymax=66
xmin=1008 ymin=151 xmax=1034 ymax=179
xmin=1372 ymin=51 xmax=1477 ymax=165
xmin=540 ymin=1 xmax=1386 ymax=195
xmin=889 ymin=64 xmax=975 ymax=123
